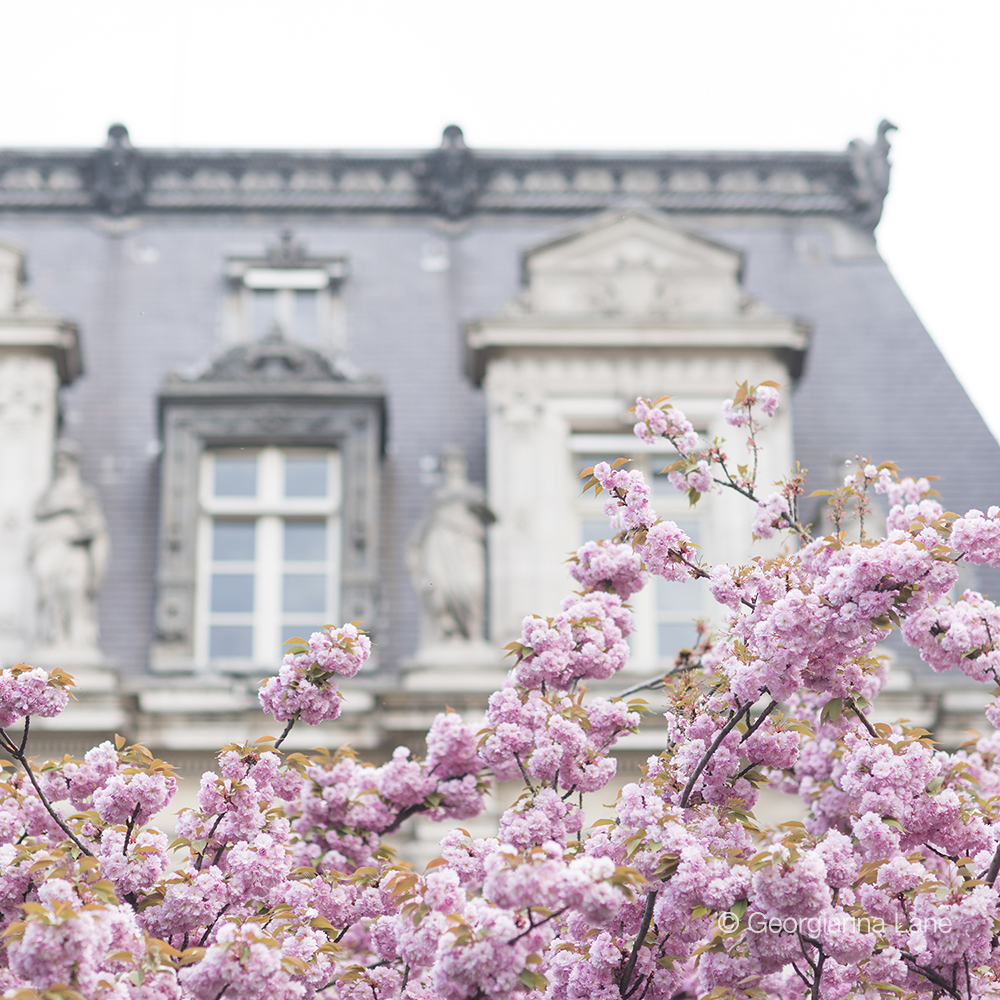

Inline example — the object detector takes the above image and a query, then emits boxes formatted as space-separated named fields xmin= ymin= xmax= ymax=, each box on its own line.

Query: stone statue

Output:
xmin=29 ymin=443 xmax=109 ymax=660
xmin=848 ymin=119 xmax=898 ymax=232
xmin=407 ymin=445 xmax=495 ymax=655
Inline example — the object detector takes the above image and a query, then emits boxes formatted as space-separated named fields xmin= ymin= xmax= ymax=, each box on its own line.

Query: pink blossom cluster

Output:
xmin=0 ymin=664 xmax=69 ymax=728
xmin=285 ymin=712 xmax=485 ymax=872
xmin=750 ymin=491 xmax=791 ymax=540
xmin=951 ymin=505 xmax=1000 ymax=566
xmin=722 ymin=382 xmax=779 ymax=427
xmin=708 ymin=527 xmax=958 ymax=704
xmin=93 ymin=767 xmax=178 ymax=826
xmin=632 ymin=396 xmax=700 ymax=454
xmin=875 ymin=472 xmax=933 ymax=505
xmin=513 ymin=591 xmax=633 ymax=689
xmin=666 ymin=457 xmax=714 ymax=496
xmin=902 ymin=588 xmax=1000 ymax=682
xmin=569 ymin=539 xmax=648 ymax=600
xmin=886 ymin=495 xmax=945 ymax=532
xmin=5 ymin=877 xmax=142 ymax=998
xmin=484 ymin=843 xmax=621 ymax=923
xmin=659 ymin=706 xmax=802 ymax=810
xmin=258 ymin=622 xmax=371 ymax=724
xmin=480 ymin=686 xmax=638 ymax=795
xmin=590 ymin=461 xmax=699 ymax=582
xmin=178 ymin=921 xmax=311 ymax=1000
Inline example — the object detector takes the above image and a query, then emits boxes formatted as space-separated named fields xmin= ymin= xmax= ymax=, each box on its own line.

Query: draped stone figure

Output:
xmin=30 ymin=443 xmax=109 ymax=660
xmin=407 ymin=445 xmax=495 ymax=659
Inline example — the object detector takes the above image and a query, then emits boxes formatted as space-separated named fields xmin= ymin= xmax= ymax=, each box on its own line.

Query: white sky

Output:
xmin=2 ymin=0 xmax=997 ymax=438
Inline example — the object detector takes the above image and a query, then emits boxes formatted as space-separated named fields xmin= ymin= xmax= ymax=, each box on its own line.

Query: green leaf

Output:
xmin=519 ymin=969 xmax=549 ymax=990
xmin=820 ymin=698 xmax=843 ymax=725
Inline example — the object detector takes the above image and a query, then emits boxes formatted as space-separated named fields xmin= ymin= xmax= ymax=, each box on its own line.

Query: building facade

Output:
xmin=0 ymin=121 xmax=997 ymax=776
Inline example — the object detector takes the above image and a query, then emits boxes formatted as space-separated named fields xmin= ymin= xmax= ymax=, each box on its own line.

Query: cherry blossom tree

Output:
xmin=4 ymin=383 xmax=1000 ymax=999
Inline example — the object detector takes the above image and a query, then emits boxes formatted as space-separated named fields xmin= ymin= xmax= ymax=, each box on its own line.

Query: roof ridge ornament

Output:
xmin=418 ymin=125 xmax=479 ymax=218
xmin=92 ymin=123 xmax=145 ymax=216
xmin=848 ymin=118 xmax=897 ymax=232
xmin=266 ymin=230 xmax=309 ymax=267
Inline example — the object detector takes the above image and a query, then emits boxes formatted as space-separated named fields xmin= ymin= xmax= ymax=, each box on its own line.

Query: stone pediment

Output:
xmin=466 ymin=208 xmax=809 ymax=384
xmin=195 ymin=334 xmax=348 ymax=384
xmin=514 ymin=208 xmax=750 ymax=320
xmin=161 ymin=333 xmax=383 ymax=396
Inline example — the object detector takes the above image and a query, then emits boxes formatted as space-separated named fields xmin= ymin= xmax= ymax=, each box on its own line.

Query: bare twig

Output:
xmin=986 ymin=839 xmax=1000 ymax=887
xmin=740 ymin=699 xmax=778 ymax=742
xmin=194 ymin=812 xmax=227 ymax=872
xmin=513 ymin=752 xmax=533 ymax=788
xmin=508 ymin=906 xmax=569 ymax=944
xmin=12 ymin=745 xmax=93 ymax=857
xmin=122 ymin=801 xmax=142 ymax=856
xmin=273 ymin=715 xmax=297 ymax=750
xmin=845 ymin=697 xmax=878 ymax=739
xmin=616 ymin=665 xmax=701 ymax=699
xmin=619 ymin=889 xmax=657 ymax=998
xmin=900 ymin=953 xmax=962 ymax=999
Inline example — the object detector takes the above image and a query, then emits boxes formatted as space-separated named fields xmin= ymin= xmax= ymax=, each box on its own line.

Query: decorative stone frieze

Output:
xmin=0 ymin=123 xmax=894 ymax=228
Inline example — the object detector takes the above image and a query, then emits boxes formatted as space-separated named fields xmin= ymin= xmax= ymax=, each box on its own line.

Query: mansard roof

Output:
xmin=0 ymin=122 xmax=894 ymax=230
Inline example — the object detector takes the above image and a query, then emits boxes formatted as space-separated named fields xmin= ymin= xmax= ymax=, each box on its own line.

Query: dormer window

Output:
xmin=225 ymin=232 xmax=348 ymax=350
xmin=152 ymin=336 xmax=384 ymax=676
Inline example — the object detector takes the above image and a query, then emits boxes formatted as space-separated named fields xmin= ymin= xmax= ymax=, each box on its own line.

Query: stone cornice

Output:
xmin=465 ymin=317 xmax=809 ymax=385
xmin=0 ymin=316 xmax=81 ymax=384
xmin=0 ymin=123 xmax=893 ymax=230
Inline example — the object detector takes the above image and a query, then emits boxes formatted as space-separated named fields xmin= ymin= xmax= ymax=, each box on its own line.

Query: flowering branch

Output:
xmin=680 ymin=701 xmax=750 ymax=808
xmin=7 ymin=731 xmax=93 ymax=858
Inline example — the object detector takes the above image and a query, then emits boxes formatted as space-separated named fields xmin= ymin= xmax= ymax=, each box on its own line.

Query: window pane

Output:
xmin=285 ymin=455 xmax=327 ymax=497
xmin=293 ymin=289 xmax=319 ymax=341
xmin=213 ymin=520 xmax=255 ymax=561
xmin=252 ymin=289 xmax=277 ymax=339
xmin=284 ymin=520 xmax=327 ymax=561
xmin=652 ymin=470 xmax=676 ymax=495
xmin=657 ymin=578 xmax=704 ymax=614
xmin=210 ymin=625 xmax=253 ymax=658
xmin=214 ymin=455 xmax=257 ymax=497
xmin=283 ymin=574 xmax=326 ymax=613
xmin=658 ymin=622 xmax=699 ymax=658
xmin=581 ymin=518 xmax=612 ymax=544
xmin=211 ymin=574 xmax=254 ymax=612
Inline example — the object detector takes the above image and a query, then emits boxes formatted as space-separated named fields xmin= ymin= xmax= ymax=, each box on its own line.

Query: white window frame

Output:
xmin=223 ymin=255 xmax=349 ymax=352
xmin=195 ymin=446 xmax=342 ymax=670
